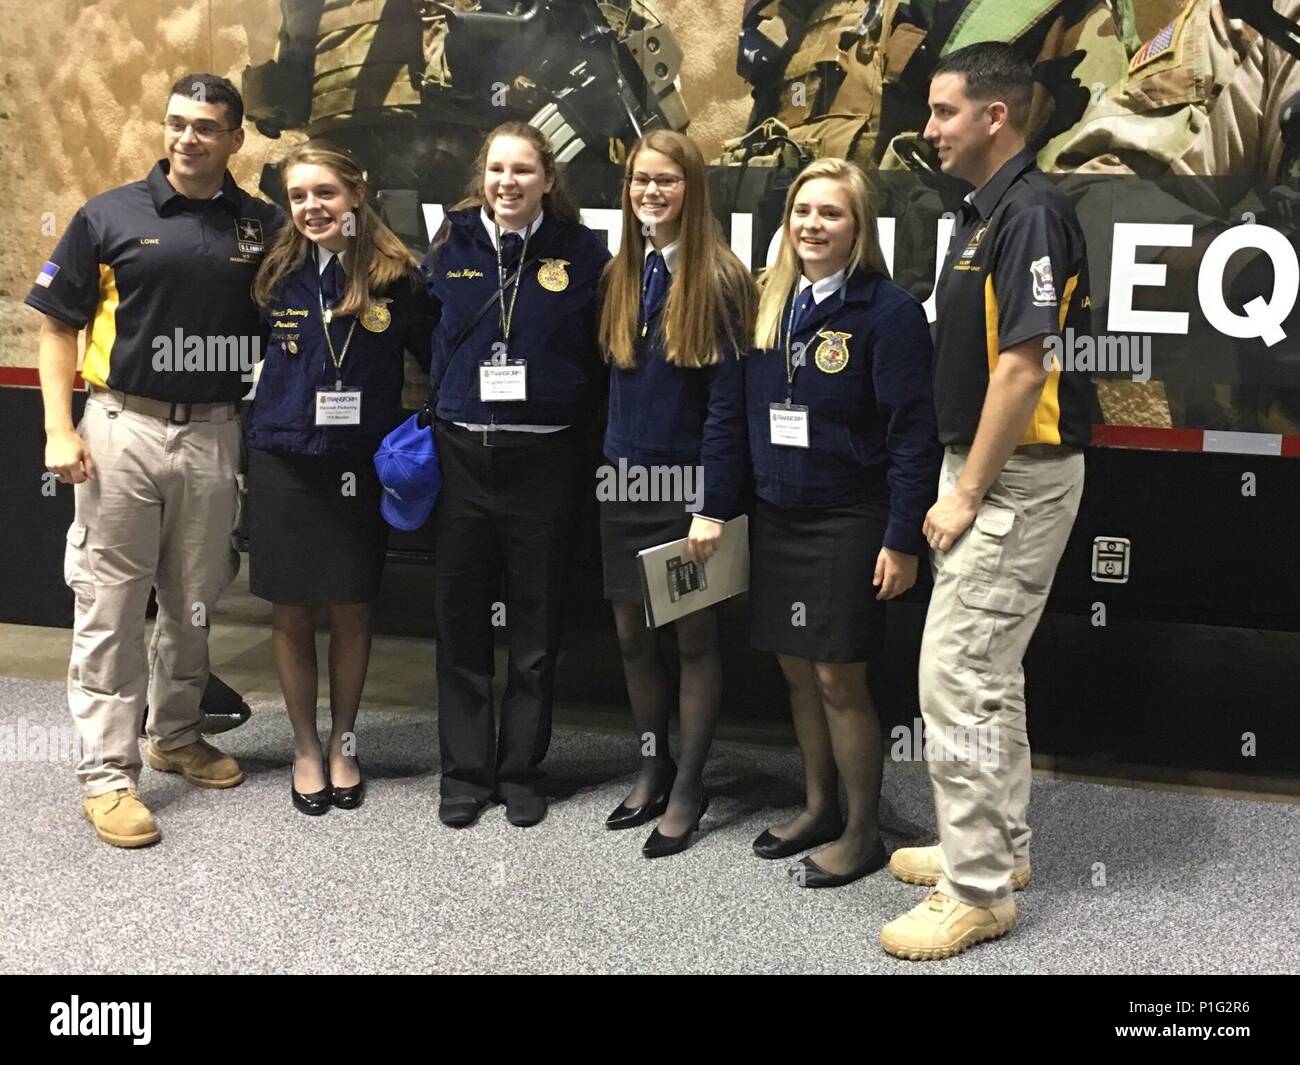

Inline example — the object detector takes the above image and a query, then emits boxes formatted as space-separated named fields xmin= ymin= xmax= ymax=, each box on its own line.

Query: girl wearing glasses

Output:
xmin=746 ymin=158 xmax=940 ymax=885
xmin=598 ymin=130 xmax=756 ymax=857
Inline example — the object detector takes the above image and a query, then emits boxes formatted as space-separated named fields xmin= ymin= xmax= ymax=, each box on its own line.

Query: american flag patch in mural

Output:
xmin=1130 ymin=20 xmax=1178 ymax=71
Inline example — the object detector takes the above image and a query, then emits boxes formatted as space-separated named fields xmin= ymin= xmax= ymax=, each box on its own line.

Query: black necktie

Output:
xmin=500 ymin=231 xmax=524 ymax=272
xmin=321 ymin=255 xmax=345 ymax=308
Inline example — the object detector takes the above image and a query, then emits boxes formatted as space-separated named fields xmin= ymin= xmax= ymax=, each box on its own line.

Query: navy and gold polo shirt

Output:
xmin=932 ymin=148 xmax=1092 ymax=448
xmin=25 ymin=160 xmax=285 ymax=403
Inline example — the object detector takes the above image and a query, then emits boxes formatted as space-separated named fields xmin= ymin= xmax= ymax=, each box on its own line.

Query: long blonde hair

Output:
xmin=600 ymin=131 xmax=755 ymax=369
xmin=253 ymin=140 xmax=418 ymax=315
xmin=754 ymin=158 xmax=890 ymax=349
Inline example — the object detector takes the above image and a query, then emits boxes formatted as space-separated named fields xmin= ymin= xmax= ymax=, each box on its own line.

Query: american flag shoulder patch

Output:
xmin=35 ymin=261 xmax=59 ymax=288
xmin=1129 ymin=16 xmax=1181 ymax=74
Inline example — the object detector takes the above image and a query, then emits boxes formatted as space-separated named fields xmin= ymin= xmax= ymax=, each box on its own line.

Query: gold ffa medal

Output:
xmin=814 ymin=331 xmax=851 ymax=373
xmin=360 ymin=299 xmax=392 ymax=333
xmin=286 ymin=339 xmax=298 ymax=354
xmin=537 ymin=258 xmax=570 ymax=292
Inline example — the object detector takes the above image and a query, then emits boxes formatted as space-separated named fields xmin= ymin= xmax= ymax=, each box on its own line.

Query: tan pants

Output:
xmin=919 ymin=446 xmax=1085 ymax=908
xmin=65 ymin=393 xmax=241 ymax=797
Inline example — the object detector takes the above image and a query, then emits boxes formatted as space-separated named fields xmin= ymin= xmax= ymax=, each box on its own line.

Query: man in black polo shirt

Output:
xmin=880 ymin=43 xmax=1089 ymax=959
xmin=28 ymin=74 xmax=283 ymax=848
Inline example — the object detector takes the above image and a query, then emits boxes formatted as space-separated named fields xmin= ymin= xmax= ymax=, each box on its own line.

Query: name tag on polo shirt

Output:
xmin=315 ymin=387 xmax=363 ymax=426
xmin=769 ymin=403 xmax=810 ymax=448
xmin=479 ymin=359 xmax=528 ymax=401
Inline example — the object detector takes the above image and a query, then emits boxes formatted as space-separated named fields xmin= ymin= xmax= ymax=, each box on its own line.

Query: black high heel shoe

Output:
xmin=752 ymin=819 xmax=845 ymax=860
xmin=291 ymin=759 xmax=331 ymax=816
xmin=331 ymin=756 xmax=365 ymax=810
xmin=642 ymin=794 xmax=709 ymax=859
xmin=605 ymin=764 xmax=677 ymax=831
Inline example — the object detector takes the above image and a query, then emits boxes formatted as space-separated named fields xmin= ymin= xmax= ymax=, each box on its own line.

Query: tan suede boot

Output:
xmin=146 ymin=738 xmax=244 ymax=788
xmin=880 ymin=890 xmax=1017 ymax=960
xmin=83 ymin=788 xmax=161 ymax=848
xmin=889 ymin=845 xmax=1031 ymax=891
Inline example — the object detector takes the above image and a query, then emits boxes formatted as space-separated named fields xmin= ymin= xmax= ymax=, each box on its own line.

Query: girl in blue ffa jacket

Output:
xmin=746 ymin=158 xmax=941 ymax=887
xmin=422 ymin=121 xmax=610 ymax=830
xmin=597 ymin=130 xmax=756 ymax=858
xmin=248 ymin=141 xmax=434 ymax=816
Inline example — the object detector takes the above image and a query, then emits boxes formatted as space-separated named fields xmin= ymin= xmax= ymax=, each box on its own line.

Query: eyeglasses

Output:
xmin=629 ymin=174 xmax=684 ymax=191
xmin=163 ymin=118 xmax=238 ymax=140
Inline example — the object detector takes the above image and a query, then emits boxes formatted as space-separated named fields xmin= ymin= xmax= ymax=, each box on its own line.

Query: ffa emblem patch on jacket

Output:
xmin=814 ymin=331 xmax=852 ymax=373
xmin=360 ymin=299 xmax=392 ymax=333
xmin=537 ymin=259 xmax=570 ymax=292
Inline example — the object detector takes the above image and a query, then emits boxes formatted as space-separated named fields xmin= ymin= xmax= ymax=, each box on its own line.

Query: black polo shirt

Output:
xmin=25 ymin=160 xmax=285 ymax=403
xmin=932 ymin=148 xmax=1092 ymax=448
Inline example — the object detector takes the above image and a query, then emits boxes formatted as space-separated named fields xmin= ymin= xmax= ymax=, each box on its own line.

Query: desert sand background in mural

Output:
xmin=0 ymin=0 xmax=1179 ymax=369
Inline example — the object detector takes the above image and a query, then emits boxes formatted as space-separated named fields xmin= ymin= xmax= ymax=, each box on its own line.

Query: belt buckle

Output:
xmin=168 ymin=401 xmax=192 ymax=426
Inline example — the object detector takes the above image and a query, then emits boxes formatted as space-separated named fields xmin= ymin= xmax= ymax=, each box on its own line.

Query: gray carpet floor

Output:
xmin=1 ymin=676 xmax=1297 ymax=974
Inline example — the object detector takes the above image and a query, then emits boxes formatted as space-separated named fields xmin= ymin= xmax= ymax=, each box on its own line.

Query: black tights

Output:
xmin=768 ymin=655 xmax=883 ymax=875
xmin=611 ymin=602 xmax=722 ymax=836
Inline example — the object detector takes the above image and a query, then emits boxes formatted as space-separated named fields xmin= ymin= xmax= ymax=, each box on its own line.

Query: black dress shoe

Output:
xmin=752 ymin=821 xmax=845 ymax=860
xmin=506 ymin=793 xmax=548 ymax=827
xmin=291 ymin=761 xmax=331 ymax=816
xmin=439 ymin=796 xmax=487 ymax=827
xmin=642 ymin=795 xmax=710 ymax=859
xmin=606 ymin=762 xmax=677 ymax=830
xmin=788 ymin=839 xmax=888 ymax=888
xmin=331 ymin=759 xmax=365 ymax=810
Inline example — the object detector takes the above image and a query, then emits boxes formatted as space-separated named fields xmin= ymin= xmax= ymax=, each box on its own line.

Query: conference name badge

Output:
xmin=537 ymin=258 xmax=570 ymax=292
xmin=360 ymin=299 xmax=392 ymax=333
xmin=814 ymin=331 xmax=851 ymax=373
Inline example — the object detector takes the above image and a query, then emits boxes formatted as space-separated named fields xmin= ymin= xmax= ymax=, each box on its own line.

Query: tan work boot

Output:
xmin=83 ymin=788 xmax=161 ymax=848
xmin=146 ymin=737 xmax=244 ymax=788
xmin=889 ymin=845 xmax=1030 ymax=891
xmin=880 ymin=890 xmax=1017 ymax=960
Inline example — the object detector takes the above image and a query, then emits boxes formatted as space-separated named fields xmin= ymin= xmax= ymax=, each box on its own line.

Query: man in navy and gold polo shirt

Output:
xmin=880 ymin=43 xmax=1090 ymax=959
xmin=27 ymin=74 xmax=283 ymax=848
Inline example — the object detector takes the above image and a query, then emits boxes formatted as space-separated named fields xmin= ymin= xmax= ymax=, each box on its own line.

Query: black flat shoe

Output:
xmin=752 ymin=821 xmax=845 ymax=860
xmin=642 ymin=795 xmax=710 ymax=859
xmin=788 ymin=839 xmax=888 ymax=888
xmin=505 ymin=793 xmax=548 ymax=827
xmin=331 ymin=759 xmax=365 ymax=810
xmin=291 ymin=761 xmax=331 ymax=816
xmin=439 ymin=796 xmax=487 ymax=828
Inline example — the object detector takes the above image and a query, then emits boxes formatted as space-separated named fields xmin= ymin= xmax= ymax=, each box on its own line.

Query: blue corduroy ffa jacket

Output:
xmin=745 ymin=269 xmax=941 ymax=554
xmin=604 ymin=267 xmax=747 ymax=520
xmin=423 ymin=207 xmax=611 ymax=425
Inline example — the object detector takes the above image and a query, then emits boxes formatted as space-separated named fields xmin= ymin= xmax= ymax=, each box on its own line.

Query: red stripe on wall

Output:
xmin=1088 ymin=425 xmax=1206 ymax=452
xmin=0 ymin=367 xmax=84 ymax=389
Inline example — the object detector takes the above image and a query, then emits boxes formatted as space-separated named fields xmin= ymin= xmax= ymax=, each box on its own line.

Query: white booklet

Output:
xmin=637 ymin=514 xmax=750 ymax=628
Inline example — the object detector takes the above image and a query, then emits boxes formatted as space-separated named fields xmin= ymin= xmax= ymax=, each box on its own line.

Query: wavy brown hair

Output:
xmin=599 ymin=131 xmax=756 ymax=369
xmin=253 ymin=140 xmax=418 ymax=316
xmin=426 ymin=121 xmax=581 ymax=261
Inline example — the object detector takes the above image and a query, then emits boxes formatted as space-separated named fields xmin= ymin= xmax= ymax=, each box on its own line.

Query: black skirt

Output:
xmin=599 ymin=494 xmax=696 ymax=604
xmin=248 ymin=447 xmax=388 ymax=607
xmin=749 ymin=497 xmax=888 ymax=662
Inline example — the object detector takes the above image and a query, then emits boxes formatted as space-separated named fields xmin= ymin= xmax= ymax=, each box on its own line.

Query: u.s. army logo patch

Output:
xmin=814 ymin=331 xmax=851 ymax=373
xmin=236 ymin=218 xmax=265 ymax=256
xmin=360 ymin=298 xmax=392 ymax=333
xmin=537 ymin=258 xmax=570 ymax=292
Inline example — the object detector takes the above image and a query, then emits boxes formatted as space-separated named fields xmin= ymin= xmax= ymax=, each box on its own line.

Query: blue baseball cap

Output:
xmin=374 ymin=413 xmax=441 ymax=531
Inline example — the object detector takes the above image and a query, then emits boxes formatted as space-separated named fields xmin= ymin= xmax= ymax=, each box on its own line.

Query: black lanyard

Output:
xmin=494 ymin=222 xmax=533 ymax=345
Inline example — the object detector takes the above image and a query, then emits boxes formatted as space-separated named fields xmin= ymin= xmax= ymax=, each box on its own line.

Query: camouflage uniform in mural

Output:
xmin=1054 ymin=1 xmax=1300 ymax=432
xmin=243 ymin=0 xmax=689 ymax=242
xmin=720 ymin=0 xmax=1139 ymax=172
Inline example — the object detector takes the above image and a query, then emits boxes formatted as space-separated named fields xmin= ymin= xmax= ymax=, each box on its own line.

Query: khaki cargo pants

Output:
xmin=919 ymin=445 xmax=1085 ymax=908
xmin=65 ymin=391 xmax=240 ymax=797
